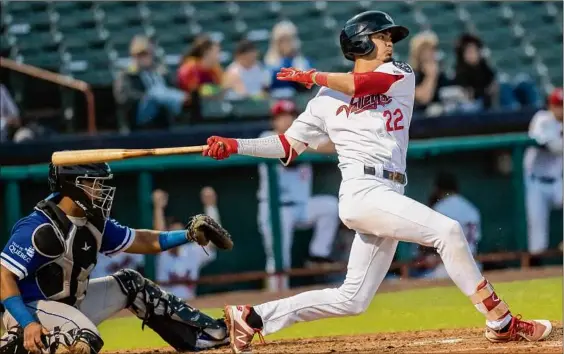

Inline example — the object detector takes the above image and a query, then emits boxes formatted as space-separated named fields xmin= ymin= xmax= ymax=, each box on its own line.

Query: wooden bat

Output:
xmin=51 ymin=145 xmax=208 ymax=166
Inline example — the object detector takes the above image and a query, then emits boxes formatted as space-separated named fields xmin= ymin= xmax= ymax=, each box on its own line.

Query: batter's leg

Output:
xmin=224 ymin=233 xmax=398 ymax=351
xmin=2 ymin=300 xmax=103 ymax=353
xmin=338 ymin=180 xmax=549 ymax=335
xmin=525 ymin=178 xmax=550 ymax=254
xmin=303 ymin=195 xmax=340 ymax=259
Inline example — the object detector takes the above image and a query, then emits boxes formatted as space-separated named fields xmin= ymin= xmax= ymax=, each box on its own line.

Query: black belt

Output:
xmin=364 ymin=166 xmax=406 ymax=184
xmin=531 ymin=175 xmax=556 ymax=184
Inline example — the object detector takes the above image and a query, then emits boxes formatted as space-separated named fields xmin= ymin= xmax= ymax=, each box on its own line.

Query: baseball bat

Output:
xmin=51 ymin=145 xmax=208 ymax=166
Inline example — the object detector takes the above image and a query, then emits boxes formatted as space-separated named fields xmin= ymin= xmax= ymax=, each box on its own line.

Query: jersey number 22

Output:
xmin=384 ymin=109 xmax=404 ymax=132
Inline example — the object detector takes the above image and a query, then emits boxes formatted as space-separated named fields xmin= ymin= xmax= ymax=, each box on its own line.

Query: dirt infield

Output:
xmin=110 ymin=324 xmax=563 ymax=353
xmin=108 ymin=267 xmax=562 ymax=353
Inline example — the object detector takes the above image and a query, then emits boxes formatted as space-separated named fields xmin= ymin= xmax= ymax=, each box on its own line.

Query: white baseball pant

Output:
xmin=255 ymin=171 xmax=493 ymax=335
xmin=525 ymin=175 xmax=563 ymax=254
xmin=2 ymin=276 xmax=126 ymax=336
xmin=258 ymin=195 xmax=339 ymax=291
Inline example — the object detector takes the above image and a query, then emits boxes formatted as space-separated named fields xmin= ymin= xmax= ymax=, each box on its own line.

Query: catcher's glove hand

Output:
xmin=186 ymin=214 xmax=233 ymax=250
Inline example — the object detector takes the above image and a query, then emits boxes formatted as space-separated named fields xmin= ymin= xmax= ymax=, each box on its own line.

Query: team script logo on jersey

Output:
xmin=336 ymin=94 xmax=391 ymax=118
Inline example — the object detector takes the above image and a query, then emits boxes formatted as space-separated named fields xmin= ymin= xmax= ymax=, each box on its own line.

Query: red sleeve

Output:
xmin=177 ymin=65 xmax=199 ymax=92
xmin=353 ymin=72 xmax=404 ymax=97
xmin=278 ymin=134 xmax=308 ymax=165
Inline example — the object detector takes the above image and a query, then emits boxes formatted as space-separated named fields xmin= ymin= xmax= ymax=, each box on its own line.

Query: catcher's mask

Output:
xmin=48 ymin=162 xmax=115 ymax=221
xmin=340 ymin=10 xmax=409 ymax=61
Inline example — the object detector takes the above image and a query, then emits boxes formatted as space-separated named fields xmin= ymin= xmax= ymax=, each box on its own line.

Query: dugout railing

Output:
xmin=3 ymin=132 xmax=556 ymax=285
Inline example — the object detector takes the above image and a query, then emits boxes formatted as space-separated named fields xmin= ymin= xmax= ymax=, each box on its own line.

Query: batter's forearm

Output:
xmin=236 ymin=135 xmax=290 ymax=158
xmin=312 ymin=72 xmax=404 ymax=97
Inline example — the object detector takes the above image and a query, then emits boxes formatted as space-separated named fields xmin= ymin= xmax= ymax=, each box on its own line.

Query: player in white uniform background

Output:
xmin=203 ymin=11 xmax=552 ymax=353
xmin=420 ymin=172 xmax=481 ymax=279
xmin=257 ymin=99 xmax=339 ymax=291
xmin=153 ymin=188 xmax=219 ymax=299
xmin=524 ymin=87 xmax=563 ymax=258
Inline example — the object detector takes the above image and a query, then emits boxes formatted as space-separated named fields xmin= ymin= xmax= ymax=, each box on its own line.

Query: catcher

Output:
xmin=0 ymin=163 xmax=233 ymax=354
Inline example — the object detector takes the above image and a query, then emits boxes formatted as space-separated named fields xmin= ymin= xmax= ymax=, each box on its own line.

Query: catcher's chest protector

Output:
xmin=33 ymin=200 xmax=101 ymax=306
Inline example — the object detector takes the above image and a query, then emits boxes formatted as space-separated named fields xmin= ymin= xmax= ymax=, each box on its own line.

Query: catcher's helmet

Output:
xmin=340 ymin=11 xmax=409 ymax=61
xmin=48 ymin=162 xmax=115 ymax=220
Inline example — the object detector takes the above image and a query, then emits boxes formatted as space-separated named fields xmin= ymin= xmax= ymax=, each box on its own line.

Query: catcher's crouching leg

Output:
xmin=112 ymin=269 xmax=229 ymax=352
xmin=0 ymin=327 xmax=103 ymax=354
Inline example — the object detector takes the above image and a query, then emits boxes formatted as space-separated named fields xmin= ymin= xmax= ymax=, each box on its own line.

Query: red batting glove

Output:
xmin=203 ymin=136 xmax=238 ymax=160
xmin=276 ymin=67 xmax=317 ymax=89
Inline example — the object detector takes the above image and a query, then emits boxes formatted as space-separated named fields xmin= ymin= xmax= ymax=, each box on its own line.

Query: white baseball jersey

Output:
xmin=433 ymin=194 xmax=481 ymax=254
xmin=257 ymin=130 xmax=313 ymax=205
xmin=524 ymin=110 xmax=563 ymax=179
xmin=285 ymin=61 xmax=415 ymax=175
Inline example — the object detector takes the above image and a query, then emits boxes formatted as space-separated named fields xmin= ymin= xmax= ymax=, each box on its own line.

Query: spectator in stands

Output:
xmin=265 ymin=20 xmax=312 ymax=98
xmin=414 ymin=173 xmax=482 ymax=279
xmin=177 ymin=35 xmax=224 ymax=97
xmin=154 ymin=188 xmax=219 ymax=299
xmin=0 ymin=84 xmax=22 ymax=143
xmin=113 ymin=35 xmax=188 ymax=131
xmin=224 ymin=39 xmax=271 ymax=101
xmin=177 ymin=35 xmax=226 ymax=121
xmin=454 ymin=33 xmax=498 ymax=110
xmin=409 ymin=31 xmax=460 ymax=116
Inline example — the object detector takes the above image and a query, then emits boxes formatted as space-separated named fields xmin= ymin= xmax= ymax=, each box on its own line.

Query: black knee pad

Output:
xmin=111 ymin=268 xmax=146 ymax=307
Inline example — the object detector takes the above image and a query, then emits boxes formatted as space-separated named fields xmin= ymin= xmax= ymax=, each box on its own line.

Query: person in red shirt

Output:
xmin=177 ymin=35 xmax=224 ymax=97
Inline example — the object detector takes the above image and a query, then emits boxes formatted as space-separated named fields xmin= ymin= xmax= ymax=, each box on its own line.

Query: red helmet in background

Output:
xmin=548 ymin=87 xmax=563 ymax=106
xmin=271 ymin=100 xmax=297 ymax=117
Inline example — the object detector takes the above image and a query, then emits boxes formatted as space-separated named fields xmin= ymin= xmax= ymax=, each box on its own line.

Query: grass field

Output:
xmin=99 ymin=276 xmax=562 ymax=351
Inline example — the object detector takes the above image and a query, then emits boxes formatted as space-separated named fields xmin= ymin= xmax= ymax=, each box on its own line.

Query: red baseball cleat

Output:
xmin=485 ymin=315 xmax=552 ymax=342
xmin=224 ymin=305 xmax=264 ymax=353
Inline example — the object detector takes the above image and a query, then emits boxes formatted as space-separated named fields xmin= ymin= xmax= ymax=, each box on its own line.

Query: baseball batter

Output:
xmin=203 ymin=11 xmax=553 ymax=353
xmin=258 ymin=100 xmax=339 ymax=291
xmin=0 ymin=163 xmax=231 ymax=354
xmin=524 ymin=87 xmax=563 ymax=255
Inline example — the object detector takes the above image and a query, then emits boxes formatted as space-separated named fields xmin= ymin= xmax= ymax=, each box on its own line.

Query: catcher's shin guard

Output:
xmin=112 ymin=269 xmax=228 ymax=351
xmin=0 ymin=327 xmax=103 ymax=354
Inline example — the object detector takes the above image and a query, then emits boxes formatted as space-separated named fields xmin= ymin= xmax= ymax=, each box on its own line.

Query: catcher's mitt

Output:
xmin=186 ymin=214 xmax=233 ymax=250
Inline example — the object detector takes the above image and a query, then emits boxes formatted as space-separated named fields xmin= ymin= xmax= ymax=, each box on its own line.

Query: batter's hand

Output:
xmin=276 ymin=67 xmax=316 ymax=89
xmin=203 ymin=136 xmax=238 ymax=160
xmin=24 ymin=322 xmax=49 ymax=354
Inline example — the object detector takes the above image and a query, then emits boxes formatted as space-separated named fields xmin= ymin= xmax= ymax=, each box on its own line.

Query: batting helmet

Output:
xmin=340 ymin=11 xmax=409 ymax=61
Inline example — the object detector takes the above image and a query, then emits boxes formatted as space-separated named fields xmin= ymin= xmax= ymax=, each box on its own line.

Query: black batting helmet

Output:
xmin=340 ymin=11 xmax=409 ymax=61
xmin=48 ymin=162 xmax=115 ymax=221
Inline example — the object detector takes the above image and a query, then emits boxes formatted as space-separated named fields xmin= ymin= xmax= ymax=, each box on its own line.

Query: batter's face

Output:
xmin=370 ymin=31 xmax=394 ymax=62
xmin=273 ymin=113 xmax=294 ymax=133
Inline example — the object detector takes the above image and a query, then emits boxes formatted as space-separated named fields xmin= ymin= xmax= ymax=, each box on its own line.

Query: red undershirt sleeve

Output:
xmin=353 ymin=72 xmax=404 ymax=97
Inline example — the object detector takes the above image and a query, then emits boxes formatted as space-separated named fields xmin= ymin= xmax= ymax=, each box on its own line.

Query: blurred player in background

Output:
xmin=418 ymin=172 xmax=481 ymax=279
xmin=524 ymin=87 xmax=563 ymax=258
xmin=257 ymin=100 xmax=339 ymax=291
xmin=155 ymin=188 xmax=219 ymax=299
xmin=90 ymin=247 xmax=144 ymax=279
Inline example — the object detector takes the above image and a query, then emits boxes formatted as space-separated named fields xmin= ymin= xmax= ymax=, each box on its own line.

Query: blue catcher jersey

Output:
xmin=1 ymin=204 xmax=135 ymax=303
